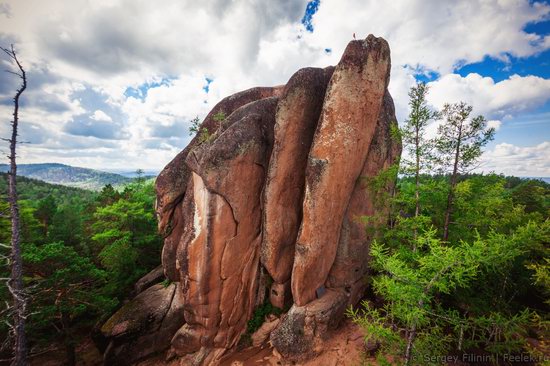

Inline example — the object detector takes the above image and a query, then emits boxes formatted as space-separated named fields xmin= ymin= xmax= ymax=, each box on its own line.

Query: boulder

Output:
xmin=270 ymin=289 xmax=349 ymax=361
xmin=251 ymin=315 xmax=280 ymax=347
xmin=101 ymin=283 xmax=184 ymax=366
xmin=134 ymin=265 xmax=165 ymax=294
xmin=269 ymin=280 xmax=292 ymax=310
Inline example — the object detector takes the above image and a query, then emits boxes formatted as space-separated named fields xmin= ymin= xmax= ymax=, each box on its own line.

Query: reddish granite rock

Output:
xmin=270 ymin=289 xmax=349 ymax=361
xmin=326 ymin=91 xmax=402 ymax=294
xmin=292 ymin=35 xmax=391 ymax=306
xmin=170 ymin=97 xmax=278 ymax=363
xmin=104 ymin=35 xmax=401 ymax=366
xmin=261 ymin=66 xmax=334 ymax=288
xmin=156 ymin=86 xmax=283 ymax=280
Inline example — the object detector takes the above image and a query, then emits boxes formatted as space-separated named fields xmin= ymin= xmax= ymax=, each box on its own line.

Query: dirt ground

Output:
xmin=136 ymin=319 xmax=372 ymax=366
xmin=218 ymin=319 xmax=372 ymax=366
xmin=21 ymin=319 xmax=371 ymax=366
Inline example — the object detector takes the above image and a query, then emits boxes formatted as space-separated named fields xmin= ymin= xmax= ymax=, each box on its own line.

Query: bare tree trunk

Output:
xmin=2 ymin=44 xmax=28 ymax=366
xmin=404 ymin=322 xmax=417 ymax=366
xmin=61 ymin=312 xmax=75 ymax=366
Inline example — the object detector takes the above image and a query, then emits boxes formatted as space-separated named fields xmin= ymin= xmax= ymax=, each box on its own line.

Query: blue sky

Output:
xmin=0 ymin=0 xmax=549 ymax=176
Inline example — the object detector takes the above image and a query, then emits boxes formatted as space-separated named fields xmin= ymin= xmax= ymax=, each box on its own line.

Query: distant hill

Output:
xmin=0 ymin=172 xmax=97 ymax=202
xmin=111 ymin=170 xmax=160 ymax=178
xmin=0 ymin=163 xmax=136 ymax=191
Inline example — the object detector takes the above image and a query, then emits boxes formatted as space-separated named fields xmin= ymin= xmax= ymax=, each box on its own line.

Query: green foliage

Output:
xmin=400 ymin=82 xmax=438 ymax=177
xmin=213 ymin=111 xmax=226 ymax=122
xmin=22 ymin=242 xmax=117 ymax=344
xmin=188 ymin=116 xmax=201 ymax=136
xmin=435 ymin=102 xmax=495 ymax=174
xmin=91 ymin=182 xmax=162 ymax=297
xmin=188 ymin=115 xmax=212 ymax=143
xmin=0 ymin=177 xmax=162 ymax=359
xmin=351 ymin=84 xmax=547 ymax=365
xmin=512 ymin=179 xmax=549 ymax=216
xmin=351 ymin=220 xmax=547 ymax=364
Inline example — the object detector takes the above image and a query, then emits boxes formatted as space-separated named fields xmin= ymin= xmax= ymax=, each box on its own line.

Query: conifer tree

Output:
xmin=435 ymin=102 xmax=494 ymax=241
xmin=401 ymin=82 xmax=438 ymax=241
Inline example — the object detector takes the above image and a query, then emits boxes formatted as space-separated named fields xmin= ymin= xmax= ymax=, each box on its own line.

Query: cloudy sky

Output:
xmin=0 ymin=0 xmax=549 ymax=176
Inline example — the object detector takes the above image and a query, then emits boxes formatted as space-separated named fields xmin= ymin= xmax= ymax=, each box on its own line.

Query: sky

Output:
xmin=0 ymin=0 xmax=549 ymax=176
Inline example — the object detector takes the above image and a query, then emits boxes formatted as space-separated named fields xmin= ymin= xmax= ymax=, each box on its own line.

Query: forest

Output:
xmin=349 ymin=85 xmax=550 ymax=365
xmin=0 ymin=175 xmax=162 ymax=364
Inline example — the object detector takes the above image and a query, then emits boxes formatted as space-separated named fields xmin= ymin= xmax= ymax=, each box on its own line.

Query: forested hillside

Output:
xmin=0 ymin=177 xmax=162 ymax=363
xmin=0 ymin=164 xmax=134 ymax=190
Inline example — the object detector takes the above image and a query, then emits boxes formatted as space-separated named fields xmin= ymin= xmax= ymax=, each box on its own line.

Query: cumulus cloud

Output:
xmin=427 ymin=73 xmax=550 ymax=118
xmin=90 ymin=110 xmax=112 ymax=122
xmin=487 ymin=120 xmax=502 ymax=131
xmin=307 ymin=0 xmax=550 ymax=74
xmin=0 ymin=0 xmax=548 ymax=173
xmin=480 ymin=142 xmax=550 ymax=177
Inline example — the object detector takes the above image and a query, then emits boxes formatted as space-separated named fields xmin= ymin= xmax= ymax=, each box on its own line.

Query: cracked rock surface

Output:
xmin=100 ymin=35 xmax=401 ymax=365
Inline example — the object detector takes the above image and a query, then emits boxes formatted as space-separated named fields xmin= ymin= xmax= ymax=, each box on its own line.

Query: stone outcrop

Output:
xmin=170 ymin=97 xmax=278 ymax=365
xmin=291 ymin=36 xmax=391 ymax=306
xmin=99 ymin=283 xmax=184 ymax=366
xmin=156 ymin=86 xmax=283 ymax=282
xmin=100 ymin=34 xmax=401 ymax=366
xmin=325 ymin=90 xmax=400 ymax=303
xmin=134 ymin=265 xmax=165 ymax=294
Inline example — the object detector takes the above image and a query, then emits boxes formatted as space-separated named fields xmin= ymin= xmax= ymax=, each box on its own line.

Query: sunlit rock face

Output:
xmin=100 ymin=34 xmax=401 ymax=366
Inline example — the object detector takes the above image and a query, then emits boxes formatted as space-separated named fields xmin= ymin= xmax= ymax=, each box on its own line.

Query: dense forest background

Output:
xmin=0 ymin=174 xmax=162 ymax=363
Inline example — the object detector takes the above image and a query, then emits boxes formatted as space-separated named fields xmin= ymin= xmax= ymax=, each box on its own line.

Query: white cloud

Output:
xmin=90 ymin=110 xmax=112 ymax=122
xmin=487 ymin=120 xmax=502 ymax=131
xmin=0 ymin=0 xmax=549 ymax=173
xmin=427 ymin=73 xmax=550 ymax=119
xmin=307 ymin=0 xmax=550 ymax=74
xmin=480 ymin=141 xmax=550 ymax=177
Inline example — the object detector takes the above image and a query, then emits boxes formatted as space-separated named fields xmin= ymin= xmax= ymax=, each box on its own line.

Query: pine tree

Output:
xmin=400 ymin=82 xmax=438 ymax=242
xmin=435 ymin=102 xmax=494 ymax=241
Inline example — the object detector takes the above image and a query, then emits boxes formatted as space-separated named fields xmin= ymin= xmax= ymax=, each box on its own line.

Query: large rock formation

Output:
xmin=100 ymin=34 xmax=401 ymax=365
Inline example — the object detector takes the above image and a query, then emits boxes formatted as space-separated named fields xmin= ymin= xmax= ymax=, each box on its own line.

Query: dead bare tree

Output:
xmin=1 ymin=44 xmax=28 ymax=366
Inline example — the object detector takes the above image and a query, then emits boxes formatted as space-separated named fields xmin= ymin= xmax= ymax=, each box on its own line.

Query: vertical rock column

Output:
xmin=271 ymin=36 xmax=397 ymax=363
xmin=326 ymin=91 xmax=402 ymax=305
xmin=291 ymin=35 xmax=392 ymax=306
xmin=261 ymin=66 xmax=334 ymax=309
